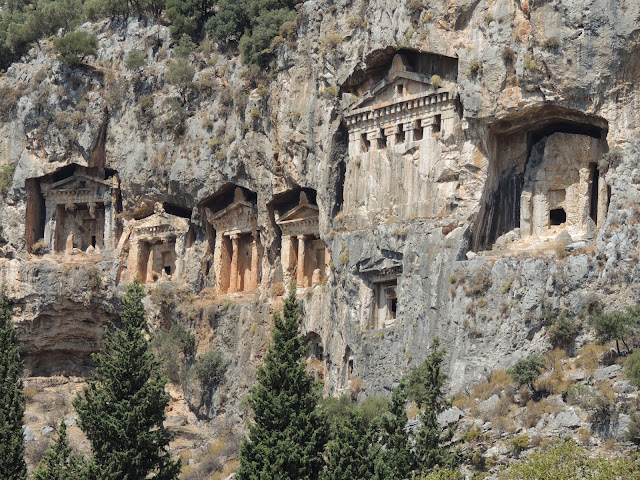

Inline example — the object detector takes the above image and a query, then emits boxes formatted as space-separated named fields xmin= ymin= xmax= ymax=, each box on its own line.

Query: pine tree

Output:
xmin=73 ymin=281 xmax=180 ymax=480
xmin=237 ymin=289 xmax=328 ymax=480
xmin=410 ymin=338 xmax=458 ymax=473
xmin=371 ymin=382 xmax=414 ymax=480
xmin=0 ymin=291 xmax=27 ymax=480
xmin=32 ymin=420 xmax=84 ymax=480
xmin=321 ymin=408 xmax=378 ymax=480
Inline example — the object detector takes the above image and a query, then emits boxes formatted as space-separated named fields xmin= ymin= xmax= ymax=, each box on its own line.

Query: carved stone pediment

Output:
xmin=358 ymin=250 xmax=403 ymax=282
xmin=207 ymin=199 xmax=258 ymax=235
xmin=42 ymin=174 xmax=113 ymax=203
xmin=276 ymin=192 xmax=319 ymax=237
xmin=353 ymin=74 xmax=432 ymax=111
xmin=131 ymin=204 xmax=189 ymax=242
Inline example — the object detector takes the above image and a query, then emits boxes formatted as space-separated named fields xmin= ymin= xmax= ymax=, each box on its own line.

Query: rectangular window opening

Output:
xmin=361 ymin=133 xmax=370 ymax=152
xmin=550 ymin=208 xmax=566 ymax=226
xmin=432 ymin=114 xmax=442 ymax=135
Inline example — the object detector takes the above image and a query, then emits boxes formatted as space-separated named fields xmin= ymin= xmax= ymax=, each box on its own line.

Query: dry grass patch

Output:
xmin=521 ymin=398 xmax=560 ymax=428
xmin=574 ymin=342 xmax=606 ymax=374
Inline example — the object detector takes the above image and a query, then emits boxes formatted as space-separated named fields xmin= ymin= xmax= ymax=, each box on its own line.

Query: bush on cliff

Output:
xmin=53 ymin=31 xmax=97 ymax=65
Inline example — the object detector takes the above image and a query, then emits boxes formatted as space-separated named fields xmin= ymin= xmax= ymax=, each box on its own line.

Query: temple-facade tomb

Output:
xmin=206 ymin=187 xmax=262 ymax=294
xmin=275 ymin=192 xmax=328 ymax=289
xmin=123 ymin=203 xmax=190 ymax=284
xmin=38 ymin=166 xmax=119 ymax=254
xmin=358 ymin=254 xmax=402 ymax=330
xmin=340 ymin=51 xmax=460 ymax=225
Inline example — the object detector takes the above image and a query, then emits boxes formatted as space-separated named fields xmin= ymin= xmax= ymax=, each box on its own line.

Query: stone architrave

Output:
xmin=41 ymin=169 xmax=119 ymax=254
xmin=276 ymin=192 xmax=328 ymax=289
xmin=124 ymin=203 xmax=190 ymax=284
xmin=206 ymin=187 xmax=261 ymax=294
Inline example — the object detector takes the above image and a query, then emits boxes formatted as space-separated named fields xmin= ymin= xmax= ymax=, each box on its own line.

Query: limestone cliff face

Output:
xmin=1 ymin=0 xmax=640 ymax=445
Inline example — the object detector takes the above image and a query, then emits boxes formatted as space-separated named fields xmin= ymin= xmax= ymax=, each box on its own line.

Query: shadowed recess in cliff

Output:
xmin=471 ymin=106 xmax=609 ymax=252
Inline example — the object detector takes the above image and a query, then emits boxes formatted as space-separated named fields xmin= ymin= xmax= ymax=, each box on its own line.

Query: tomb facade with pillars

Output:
xmin=276 ymin=192 xmax=329 ymax=288
xmin=358 ymin=254 xmax=402 ymax=330
xmin=206 ymin=188 xmax=262 ymax=294
xmin=342 ymin=51 xmax=459 ymax=225
xmin=519 ymin=132 xmax=608 ymax=241
xmin=40 ymin=169 xmax=119 ymax=253
xmin=123 ymin=203 xmax=190 ymax=284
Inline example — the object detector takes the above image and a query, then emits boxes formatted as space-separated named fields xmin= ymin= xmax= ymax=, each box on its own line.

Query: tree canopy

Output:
xmin=73 ymin=281 xmax=180 ymax=480
xmin=0 ymin=291 xmax=27 ymax=480
xmin=236 ymin=289 xmax=328 ymax=480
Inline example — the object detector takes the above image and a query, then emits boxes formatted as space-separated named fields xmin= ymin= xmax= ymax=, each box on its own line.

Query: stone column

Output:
xmin=531 ymin=188 xmax=547 ymax=237
xmin=250 ymin=231 xmax=260 ymax=290
xmin=297 ymin=235 xmax=307 ymax=287
xmin=520 ymin=188 xmax=532 ymax=237
xmin=146 ymin=249 xmax=155 ymax=283
xmin=213 ymin=232 xmax=226 ymax=292
xmin=103 ymin=198 xmax=114 ymax=252
xmin=43 ymin=198 xmax=56 ymax=251
xmin=65 ymin=232 xmax=74 ymax=252
xmin=597 ymin=175 xmax=608 ymax=227
xmin=127 ymin=238 xmax=139 ymax=283
xmin=229 ymin=234 xmax=239 ymax=293
xmin=281 ymin=235 xmax=293 ymax=285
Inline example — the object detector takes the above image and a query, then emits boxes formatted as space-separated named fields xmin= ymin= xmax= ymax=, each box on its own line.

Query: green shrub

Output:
xmin=590 ymin=307 xmax=638 ymax=355
xmin=151 ymin=323 xmax=195 ymax=384
xmin=625 ymin=349 xmax=640 ymax=387
xmin=544 ymin=36 xmax=561 ymax=50
xmin=174 ymin=33 xmax=196 ymax=58
xmin=419 ymin=468 xmax=463 ymax=480
xmin=125 ymin=49 xmax=145 ymax=70
xmin=510 ymin=434 xmax=529 ymax=454
xmin=0 ymin=163 xmax=15 ymax=196
xmin=625 ymin=411 xmax=640 ymax=446
xmin=360 ymin=396 xmax=390 ymax=426
xmin=524 ymin=54 xmax=536 ymax=71
xmin=467 ymin=268 xmax=492 ymax=296
xmin=502 ymin=47 xmax=515 ymax=62
xmin=431 ymin=74 xmax=442 ymax=88
xmin=588 ymin=395 xmax=616 ymax=427
xmin=53 ymin=30 xmax=98 ymax=65
xmin=467 ymin=60 xmax=482 ymax=78
xmin=0 ymin=87 xmax=22 ymax=121
xmin=508 ymin=355 xmax=546 ymax=393
xmin=548 ymin=314 xmax=580 ymax=351
xmin=193 ymin=350 xmax=228 ymax=391
xmin=166 ymin=58 xmax=195 ymax=102
xmin=504 ymin=439 xmax=640 ymax=479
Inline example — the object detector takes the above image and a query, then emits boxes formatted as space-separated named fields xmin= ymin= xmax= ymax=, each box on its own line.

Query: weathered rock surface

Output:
xmin=1 ymin=0 xmax=640 ymax=471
